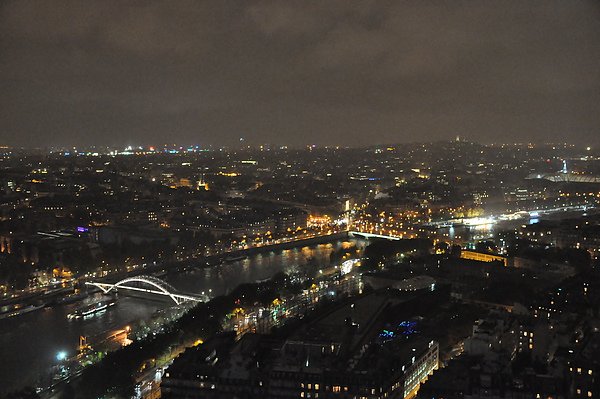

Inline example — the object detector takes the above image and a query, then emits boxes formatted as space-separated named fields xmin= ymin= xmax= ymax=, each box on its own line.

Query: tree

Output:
xmin=475 ymin=240 xmax=498 ymax=254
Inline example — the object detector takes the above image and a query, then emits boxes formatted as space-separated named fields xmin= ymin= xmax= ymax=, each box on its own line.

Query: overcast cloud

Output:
xmin=1 ymin=0 xmax=599 ymax=147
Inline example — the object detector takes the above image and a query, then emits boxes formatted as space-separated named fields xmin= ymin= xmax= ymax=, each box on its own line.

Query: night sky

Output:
xmin=1 ymin=1 xmax=599 ymax=148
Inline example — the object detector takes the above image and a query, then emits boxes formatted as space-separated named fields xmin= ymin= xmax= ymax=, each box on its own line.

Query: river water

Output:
xmin=0 ymin=239 xmax=363 ymax=394
xmin=437 ymin=208 xmax=598 ymax=245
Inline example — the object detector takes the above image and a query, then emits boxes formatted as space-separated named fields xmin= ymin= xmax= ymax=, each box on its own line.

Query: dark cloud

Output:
xmin=1 ymin=0 xmax=599 ymax=148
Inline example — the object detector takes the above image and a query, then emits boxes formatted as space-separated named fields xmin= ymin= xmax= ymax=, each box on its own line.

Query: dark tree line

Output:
xmin=363 ymin=238 xmax=433 ymax=270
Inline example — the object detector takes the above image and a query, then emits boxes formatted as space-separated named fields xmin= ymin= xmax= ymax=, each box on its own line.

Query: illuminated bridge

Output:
xmin=86 ymin=275 xmax=206 ymax=305
xmin=349 ymin=231 xmax=401 ymax=240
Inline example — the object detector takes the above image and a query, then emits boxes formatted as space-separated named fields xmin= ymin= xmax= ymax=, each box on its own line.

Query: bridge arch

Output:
xmin=89 ymin=275 xmax=198 ymax=305
xmin=348 ymin=231 xmax=400 ymax=241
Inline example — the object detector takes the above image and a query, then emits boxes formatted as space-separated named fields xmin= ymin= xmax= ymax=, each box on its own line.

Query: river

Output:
xmin=0 ymin=239 xmax=364 ymax=394
xmin=437 ymin=208 xmax=599 ymax=245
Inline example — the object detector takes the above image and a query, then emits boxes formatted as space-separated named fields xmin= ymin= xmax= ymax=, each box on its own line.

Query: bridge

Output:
xmin=348 ymin=231 xmax=401 ymax=240
xmin=86 ymin=275 xmax=205 ymax=305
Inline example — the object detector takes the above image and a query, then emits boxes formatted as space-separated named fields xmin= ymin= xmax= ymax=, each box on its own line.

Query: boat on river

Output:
xmin=56 ymin=290 xmax=89 ymax=305
xmin=0 ymin=304 xmax=45 ymax=320
xmin=67 ymin=299 xmax=116 ymax=320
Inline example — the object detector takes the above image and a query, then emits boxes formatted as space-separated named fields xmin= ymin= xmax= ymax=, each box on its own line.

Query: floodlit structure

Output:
xmin=86 ymin=275 xmax=205 ymax=305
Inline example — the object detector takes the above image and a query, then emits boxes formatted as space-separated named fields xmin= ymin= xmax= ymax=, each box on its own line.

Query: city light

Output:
xmin=341 ymin=259 xmax=360 ymax=275
xmin=0 ymin=1 xmax=598 ymax=397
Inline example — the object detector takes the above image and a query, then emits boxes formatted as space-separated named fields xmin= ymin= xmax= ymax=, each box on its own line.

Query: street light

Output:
xmin=56 ymin=351 xmax=67 ymax=361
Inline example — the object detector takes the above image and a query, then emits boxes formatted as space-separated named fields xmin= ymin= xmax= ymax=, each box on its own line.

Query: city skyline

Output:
xmin=1 ymin=2 xmax=600 ymax=398
xmin=1 ymin=136 xmax=600 ymax=397
xmin=1 ymin=1 xmax=600 ymax=148
xmin=0 ymin=138 xmax=597 ymax=153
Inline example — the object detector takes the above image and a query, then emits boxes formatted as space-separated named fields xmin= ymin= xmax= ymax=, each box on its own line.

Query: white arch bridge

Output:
xmin=86 ymin=275 xmax=205 ymax=305
xmin=348 ymin=231 xmax=400 ymax=241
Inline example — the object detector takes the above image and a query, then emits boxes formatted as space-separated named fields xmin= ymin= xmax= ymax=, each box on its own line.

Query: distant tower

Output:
xmin=562 ymin=160 xmax=568 ymax=174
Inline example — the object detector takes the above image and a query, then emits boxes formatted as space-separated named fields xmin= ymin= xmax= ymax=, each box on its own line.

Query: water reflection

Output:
xmin=0 ymin=239 xmax=363 ymax=393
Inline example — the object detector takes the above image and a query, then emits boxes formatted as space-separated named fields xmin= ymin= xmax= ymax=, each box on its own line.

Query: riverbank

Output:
xmin=90 ymin=231 xmax=351 ymax=283
xmin=0 ymin=232 xmax=351 ymax=315
xmin=57 ymin=260 xmax=363 ymax=398
xmin=213 ymin=231 xmax=350 ymax=260
xmin=0 ymin=234 xmax=361 ymax=395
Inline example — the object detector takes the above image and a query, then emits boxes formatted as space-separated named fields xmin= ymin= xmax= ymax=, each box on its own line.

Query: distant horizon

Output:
xmin=0 ymin=138 xmax=596 ymax=152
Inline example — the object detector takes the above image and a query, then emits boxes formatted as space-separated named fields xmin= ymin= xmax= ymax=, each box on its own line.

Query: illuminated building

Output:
xmin=460 ymin=250 xmax=508 ymax=266
xmin=163 ymin=291 xmax=440 ymax=399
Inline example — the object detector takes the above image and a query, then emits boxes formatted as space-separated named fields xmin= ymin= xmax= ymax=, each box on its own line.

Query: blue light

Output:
xmin=379 ymin=329 xmax=395 ymax=339
xmin=398 ymin=321 xmax=418 ymax=336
